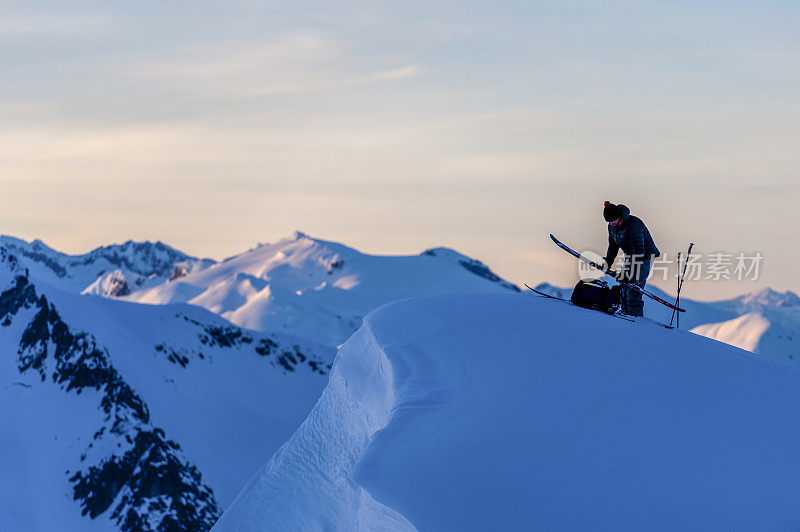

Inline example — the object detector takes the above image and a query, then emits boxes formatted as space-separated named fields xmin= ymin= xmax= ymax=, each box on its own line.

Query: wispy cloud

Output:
xmin=123 ymin=32 xmax=352 ymax=96
xmin=0 ymin=14 xmax=110 ymax=37
xmin=136 ymin=33 xmax=345 ymax=77
xmin=372 ymin=65 xmax=421 ymax=81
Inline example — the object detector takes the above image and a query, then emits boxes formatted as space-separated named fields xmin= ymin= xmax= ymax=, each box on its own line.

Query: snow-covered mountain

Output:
xmin=214 ymin=293 xmax=800 ymax=530
xmin=123 ymin=232 xmax=519 ymax=347
xmin=690 ymin=289 xmax=800 ymax=363
xmin=13 ymin=232 xmax=793 ymax=363
xmin=0 ymin=248 xmax=333 ymax=531
xmin=534 ymin=282 xmax=800 ymax=365
xmin=3 ymin=231 xmax=799 ymax=530
xmin=0 ymin=236 xmax=215 ymax=296
xmin=0 ymin=233 xmax=522 ymax=531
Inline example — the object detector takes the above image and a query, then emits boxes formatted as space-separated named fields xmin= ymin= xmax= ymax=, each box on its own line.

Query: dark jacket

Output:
xmin=605 ymin=204 xmax=660 ymax=265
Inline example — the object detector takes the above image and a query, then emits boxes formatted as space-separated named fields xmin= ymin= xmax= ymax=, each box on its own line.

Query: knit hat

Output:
xmin=603 ymin=201 xmax=622 ymax=222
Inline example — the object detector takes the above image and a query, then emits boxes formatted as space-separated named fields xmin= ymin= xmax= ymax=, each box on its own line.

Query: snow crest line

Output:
xmin=212 ymin=311 xmax=416 ymax=531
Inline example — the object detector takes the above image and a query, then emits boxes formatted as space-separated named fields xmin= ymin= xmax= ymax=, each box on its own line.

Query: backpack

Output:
xmin=570 ymin=280 xmax=621 ymax=314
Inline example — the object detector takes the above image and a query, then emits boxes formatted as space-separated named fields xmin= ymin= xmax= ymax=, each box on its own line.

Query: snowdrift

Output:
xmin=215 ymin=293 xmax=800 ymax=531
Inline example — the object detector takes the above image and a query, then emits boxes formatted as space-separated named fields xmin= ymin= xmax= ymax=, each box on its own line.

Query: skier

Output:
xmin=602 ymin=201 xmax=660 ymax=317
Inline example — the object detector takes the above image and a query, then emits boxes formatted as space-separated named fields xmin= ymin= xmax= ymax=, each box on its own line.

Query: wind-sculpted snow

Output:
xmin=213 ymin=317 xmax=413 ymax=531
xmin=217 ymin=292 xmax=800 ymax=531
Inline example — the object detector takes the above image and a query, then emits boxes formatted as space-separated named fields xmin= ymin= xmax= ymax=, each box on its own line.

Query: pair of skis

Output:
xmin=525 ymin=284 xmax=677 ymax=328
xmin=548 ymin=234 xmax=685 ymax=313
xmin=524 ymin=283 xmax=635 ymax=322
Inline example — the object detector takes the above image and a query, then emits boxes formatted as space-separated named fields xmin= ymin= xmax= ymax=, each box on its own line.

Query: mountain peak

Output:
xmin=739 ymin=288 xmax=800 ymax=308
xmin=421 ymin=246 xmax=468 ymax=261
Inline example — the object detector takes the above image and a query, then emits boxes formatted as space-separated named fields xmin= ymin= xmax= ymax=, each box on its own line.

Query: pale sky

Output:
xmin=1 ymin=1 xmax=798 ymax=299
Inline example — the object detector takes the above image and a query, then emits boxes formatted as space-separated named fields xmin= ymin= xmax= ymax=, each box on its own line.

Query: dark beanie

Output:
xmin=603 ymin=201 xmax=621 ymax=222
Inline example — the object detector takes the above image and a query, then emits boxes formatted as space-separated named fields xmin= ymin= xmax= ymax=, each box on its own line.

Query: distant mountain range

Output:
xmin=0 ymin=235 xmax=215 ymax=296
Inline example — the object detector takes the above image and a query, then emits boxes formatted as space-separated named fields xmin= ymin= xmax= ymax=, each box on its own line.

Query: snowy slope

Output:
xmin=0 ymin=235 xmax=214 ymax=296
xmin=692 ymin=313 xmax=771 ymax=352
xmin=535 ymin=282 xmax=800 ymax=364
xmin=124 ymin=232 xmax=519 ymax=347
xmin=215 ymin=293 xmax=800 ymax=531
xmin=689 ymin=289 xmax=800 ymax=363
xmin=0 ymin=248 xmax=333 ymax=531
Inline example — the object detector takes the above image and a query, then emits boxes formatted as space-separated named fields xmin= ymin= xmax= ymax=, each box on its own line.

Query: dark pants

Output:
xmin=620 ymin=259 xmax=651 ymax=317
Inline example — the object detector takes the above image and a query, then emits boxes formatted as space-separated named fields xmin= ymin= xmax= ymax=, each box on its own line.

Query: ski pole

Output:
xmin=670 ymin=243 xmax=694 ymax=328
xmin=670 ymin=252 xmax=681 ymax=327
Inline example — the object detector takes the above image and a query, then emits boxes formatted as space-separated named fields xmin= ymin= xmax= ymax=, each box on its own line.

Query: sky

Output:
xmin=1 ymin=0 xmax=798 ymax=299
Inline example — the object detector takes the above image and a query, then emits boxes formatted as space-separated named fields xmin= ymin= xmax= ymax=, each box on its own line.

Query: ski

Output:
xmin=524 ymin=284 xmax=635 ymax=322
xmin=549 ymin=234 xmax=685 ymax=313
xmin=524 ymin=284 xmax=566 ymax=300
xmin=643 ymin=317 xmax=675 ymax=330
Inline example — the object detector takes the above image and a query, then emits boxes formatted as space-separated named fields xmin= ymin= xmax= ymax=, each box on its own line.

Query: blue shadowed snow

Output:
xmin=216 ymin=293 xmax=800 ymax=531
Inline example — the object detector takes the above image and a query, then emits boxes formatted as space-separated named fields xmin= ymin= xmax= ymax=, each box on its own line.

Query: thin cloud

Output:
xmin=135 ymin=33 xmax=346 ymax=78
xmin=122 ymin=33 xmax=352 ymax=97
xmin=0 ymin=14 xmax=110 ymax=37
xmin=372 ymin=66 xmax=421 ymax=81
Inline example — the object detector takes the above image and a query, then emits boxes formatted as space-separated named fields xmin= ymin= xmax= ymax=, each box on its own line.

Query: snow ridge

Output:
xmin=0 ymin=236 xmax=214 ymax=294
xmin=216 ymin=293 xmax=800 ymax=530
xmin=212 ymin=311 xmax=413 ymax=531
